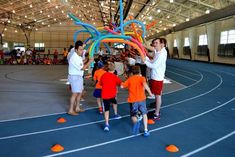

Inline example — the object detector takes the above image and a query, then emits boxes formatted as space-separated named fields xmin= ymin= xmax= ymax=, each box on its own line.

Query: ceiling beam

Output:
xmin=189 ymin=0 xmax=220 ymax=9
xmin=148 ymin=4 xmax=235 ymax=39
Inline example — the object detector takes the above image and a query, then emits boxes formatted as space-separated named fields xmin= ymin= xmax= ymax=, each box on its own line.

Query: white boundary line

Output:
xmin=0 ymin=69 xmax=203 ymax=123
xmin=167 ymin=66 xmax=201 ymax=76
xmin=167 ymin=70 xmax=198 ymax=82
xmin=181 ymin=130 xmax=235 ymax=157
xmin=0 ymin=72 xmax=221 ymax=140
xmin=0 ymin=102 xmax=123 ymax=123
xmin=43 ymin=97 xmax=235 ymax=157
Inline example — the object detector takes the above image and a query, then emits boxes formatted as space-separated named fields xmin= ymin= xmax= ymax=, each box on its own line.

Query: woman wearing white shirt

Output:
xmin=68 ymin=40 xmax=93 ymax=115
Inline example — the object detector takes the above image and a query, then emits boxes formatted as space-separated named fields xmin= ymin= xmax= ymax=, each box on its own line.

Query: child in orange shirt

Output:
xmin=93 ymin=63 xmax=106 ymax=114
xmin=121 ymin=66 xmax=154 ymax=137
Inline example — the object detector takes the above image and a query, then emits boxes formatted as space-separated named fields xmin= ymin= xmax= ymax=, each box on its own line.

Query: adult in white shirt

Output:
xmin=142 ymin=38 xmax=167 ymax=120
xmin=68 ymin=40 xmax=93 ymax=115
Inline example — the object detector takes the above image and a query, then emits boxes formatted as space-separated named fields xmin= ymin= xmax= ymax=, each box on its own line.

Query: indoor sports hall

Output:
xmin=0 ymin=0 xmax=234 ymax=157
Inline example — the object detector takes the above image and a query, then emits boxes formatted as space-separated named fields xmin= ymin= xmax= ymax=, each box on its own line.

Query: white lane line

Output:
xmin=0 ymin=69 xmax=203 ymax=123
xmin=162 ymin=72 xmax=222 ymax=108
xmin=0 ymin=72 xmax=221 ymax=140
xmin=0 ymin=115 xmax=128 ymax=140
xmin=43 ymin=97 xmax=235 ymax=157
xmin=0 ymin=102 xmax=124 ymax=123
xmin=167 ymin=66 xmax=201 ymax=76
xmin=181 ymin=130 xmax=235 ymax=157
xmin=167 ymin=70 xmax=198 ymax=82
xmin=164 ymin=70 xmax=203 ymax=95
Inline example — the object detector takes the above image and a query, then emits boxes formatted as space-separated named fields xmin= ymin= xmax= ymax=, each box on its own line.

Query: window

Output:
xmin=173 ymin=39 xmax=177 ymax=47
xmin=184 ymin=37 xmax=189 ymax=46
xmin=199 ymin=34 xmax=208 ymax=46
xmin=228 ymin=30 xmax=235 ymax=43
xmin=34 ymin=43 xmax=44 ymax=47
xmin=14 ymin=43 xmax=25 ymax=52
xmin=14 ymin=43 xmax=24 ymax=46
xmin=220 ymin=30 xmax=235 ymax=44
xmin=3 ymin=42 xmax=8 ymax=48
xmin=220 ymin=31 xmax=228 ymax=44
xmin=114 ymin=43 xmax=125 ymax=49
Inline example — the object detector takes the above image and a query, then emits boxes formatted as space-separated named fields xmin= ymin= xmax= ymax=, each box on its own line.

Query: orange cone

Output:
xmin=57 ymin=117 xmax=66 ymax=123
xmin=166 ymin=144 xmax=179 ymax=152
xmin=147 ymin=119 xmax=155 ymax=124
xmin=51 ymin=144 xmax=64 ymax=152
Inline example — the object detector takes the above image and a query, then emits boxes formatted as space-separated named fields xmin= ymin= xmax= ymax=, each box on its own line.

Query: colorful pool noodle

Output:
xmin=119 ymin=0 xmax=124 ymax=35
xmin=101 ymin=39 xmax=145 ymax=60
xmin=104 ymin=27 xmax=146 ymax=55
xmin=113 ymin=20 xmax=146 ymax=38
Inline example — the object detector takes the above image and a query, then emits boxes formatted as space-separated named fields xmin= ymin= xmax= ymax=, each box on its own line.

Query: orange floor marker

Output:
xmin=51 ymin=144 xmax=64 ymax=152
xmin=147 ymin=119 xmax=155 ymax=124
xmin=166 ymin=144 xmax=179 ymax=152
xmin=57 ymin=117 xmax=66 ymax=123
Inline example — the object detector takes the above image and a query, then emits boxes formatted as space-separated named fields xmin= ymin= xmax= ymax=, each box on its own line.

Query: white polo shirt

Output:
xmin=144 ymin=47 xmax=167 ymax=81
xmin=68 ymin=52 xmax=84 ymax=76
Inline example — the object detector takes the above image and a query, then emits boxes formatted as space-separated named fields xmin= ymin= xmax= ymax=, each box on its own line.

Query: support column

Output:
xmin=176 ymin=31 xmax=183 ymax=59
xmin=206 ymin=23 xmax=216 ymax=63
xmin=189 ymin=27 xmax=197 ymax=60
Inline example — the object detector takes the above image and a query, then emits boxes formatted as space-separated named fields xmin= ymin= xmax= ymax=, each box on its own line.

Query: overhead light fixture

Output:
xmin=157 ymin=9 xmax=161 ymax=13
xmin=15 ymin=30 xmax=18 ymax=33
xmin=173 ymin=23 xmax=176 ymax=26
xmin=48 ymin=0 xmax=51 ymax=2
xmin=40 ymin=10 xmax=42 ymax=13
xmin=25 ymin=15 xmax=27 ymax=18
xmin=35 ymin=28 xmax=38 ymax=31
xmin=205 ymin=9 xmax=210 ymax=14
xmin=159 ymin=20 xmax=162 ymax=23
xmin=30 ymin=4 xmax=32 ymax=8
xmin=2 ymin=34 xmax=4 ymax=37
xmin=12 ymin=10 xmax=15 ymax=13
xmin=7 ymin=20 xmax=10 ymax=23
xmin=34 ymin=19 xmax=37 ymax=21
xmin=167 ymin=15 xmax=170 ymax=18
xmin=48 ymin=25 xmax=50 ymax=27
xmin=28 ymin=26 xmax=31 ymax=29
xmin=143 ymin=21 xmax=146 ymax=24
xmin=56 ymin=6 xmax=58 ymax=9
xmin=4 ymin=28 xmax=7 ymax=31
xmin=170 ymin=0 xmax=174 ymax=3
xmin=48 ymin=15 xmax=50 ymax=17
xmin=164 ymin=28 xmax=166 ymax=30
xmin=186 ymin=18 xmax=190 ymax=21
xmin=149 ymin=16 xmax=152 ymax=20
xmin=62 ymin=10 xmax=64 ymax=13
xmin=54 ymin=18 xmax=56 ymax=21
xmin=59 ymin=22 xmax=62 ymax=25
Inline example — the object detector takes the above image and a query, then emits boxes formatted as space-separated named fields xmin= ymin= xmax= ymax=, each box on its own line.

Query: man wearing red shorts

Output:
xmin=143 ymin=38 xmax=167 ymax=120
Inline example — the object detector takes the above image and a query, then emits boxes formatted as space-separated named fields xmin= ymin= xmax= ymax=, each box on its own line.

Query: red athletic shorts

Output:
xmin=149 ymin=79 xmax=163 ymax=95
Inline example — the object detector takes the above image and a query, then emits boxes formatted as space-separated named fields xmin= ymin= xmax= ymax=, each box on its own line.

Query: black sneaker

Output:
xmin=153 ymin=113 xmax=160 ymax=120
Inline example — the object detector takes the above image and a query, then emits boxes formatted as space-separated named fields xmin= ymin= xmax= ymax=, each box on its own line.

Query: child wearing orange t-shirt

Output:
xmin=121 ymin=66 xmax=153 ymax=137
xmin=93 ymin=64 xmax=106 ymax=114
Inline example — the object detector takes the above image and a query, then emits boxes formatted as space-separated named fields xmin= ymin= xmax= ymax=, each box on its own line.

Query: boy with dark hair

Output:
xmin=121 ymin=66 xmax=154 ymax=136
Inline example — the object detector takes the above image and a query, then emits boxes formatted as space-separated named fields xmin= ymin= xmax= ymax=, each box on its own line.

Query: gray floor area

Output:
xmin=0 ymin=65 xmax=183 ymax=121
